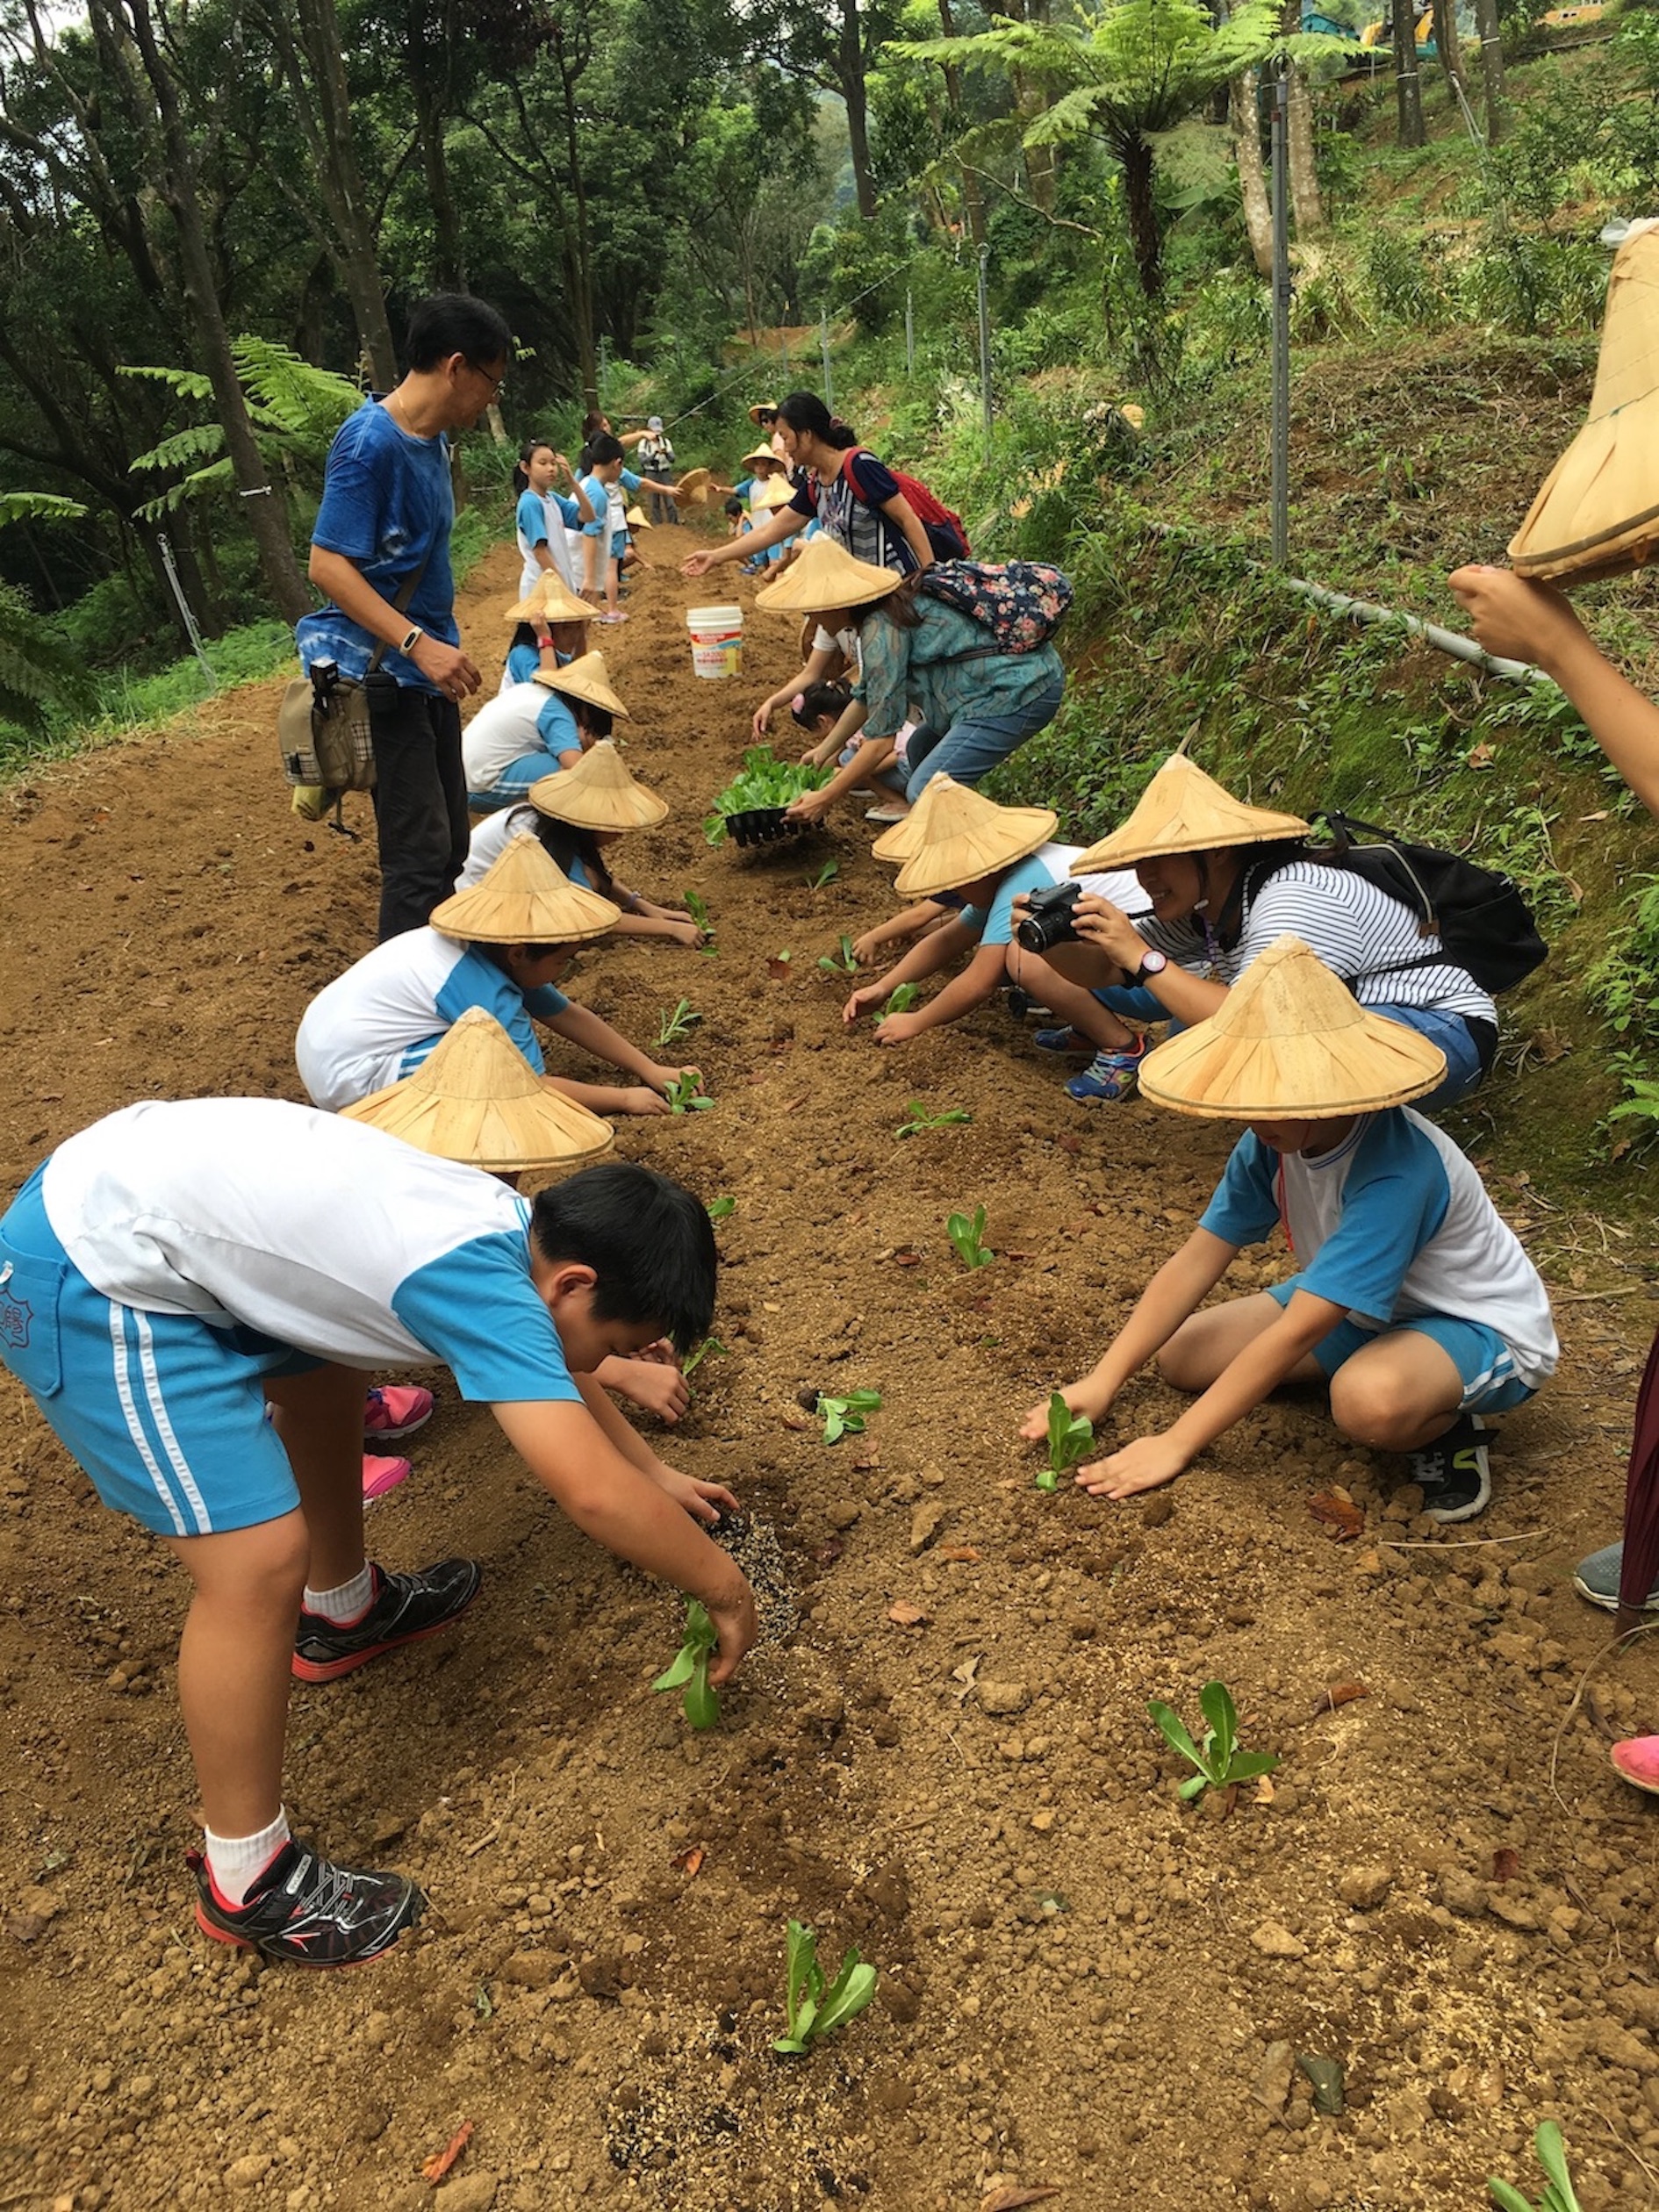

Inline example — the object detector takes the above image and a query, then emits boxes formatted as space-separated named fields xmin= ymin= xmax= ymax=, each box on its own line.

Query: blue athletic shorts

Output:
xmin=1265 ymin=1275 xmax=1535 ymax=1411
xmin=0 ymin=1165 xmax=316 ymax=1538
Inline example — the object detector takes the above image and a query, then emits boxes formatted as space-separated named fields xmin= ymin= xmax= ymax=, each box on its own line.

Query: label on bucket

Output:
xmin=686 ymin=604 xmax=743 ymax=679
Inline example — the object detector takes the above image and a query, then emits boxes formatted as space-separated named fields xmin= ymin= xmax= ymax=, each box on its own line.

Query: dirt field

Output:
xmin=2 ymin=528 xmax=1658 ymax=2212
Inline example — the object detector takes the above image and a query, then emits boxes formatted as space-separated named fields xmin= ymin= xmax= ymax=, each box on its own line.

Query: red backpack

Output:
xmin=837 ymin=448 xmax=971 ymax=559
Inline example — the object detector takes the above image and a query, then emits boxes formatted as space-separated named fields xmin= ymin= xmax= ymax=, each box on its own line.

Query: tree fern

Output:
xmin=0 ymin=581 xmax=96 ymax=736
xmin=0 ymin=492 xmax=89 ymax=526
xmin=121 ymin=341 xmax=363 ymax=514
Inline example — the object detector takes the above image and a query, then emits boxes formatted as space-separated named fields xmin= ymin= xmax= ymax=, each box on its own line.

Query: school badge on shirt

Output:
xmin=0 ymin=1264 xmax=31 ymax=1350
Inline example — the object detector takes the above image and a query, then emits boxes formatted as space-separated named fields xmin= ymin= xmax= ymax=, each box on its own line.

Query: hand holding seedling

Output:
xmin=842 ymin=980 xmax=893 ymax=1027
xmin=652 ymin=1598 xmax=722 ymax=1727
xmin=772 ymin=1920 xmax=879 ymax=2054
xmin=662 ymin=1071 xmax=715 ymax=1114
xmin=883 ymin=982 xmax=920 ymax=1013
xmin=1075 ymin=1431 xmax=1190 ymax=1499
xmin=872 ymin=1009 xmax=924 ymax=1046
xmin=1146 ymin=1681 xmax=1278 ymax=1801
xmin=1019 ymin=1377 xmax=1111 ymax=1443
xmin=682 ymin=888 xmax=713 ymax=938
xmin=1036 ymin=1390 xmax=1094 ymax=1493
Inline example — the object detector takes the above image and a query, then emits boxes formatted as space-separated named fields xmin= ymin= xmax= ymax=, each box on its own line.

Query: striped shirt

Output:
xmin=1136 ymin=859 xmax=1495 ymax=1026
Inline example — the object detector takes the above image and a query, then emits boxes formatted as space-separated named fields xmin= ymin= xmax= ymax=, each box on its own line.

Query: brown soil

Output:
xmin=2 ymin=531 xmax=1658 ymax=2212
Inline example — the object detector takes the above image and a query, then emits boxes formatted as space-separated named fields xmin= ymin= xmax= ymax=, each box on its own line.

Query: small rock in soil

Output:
xmin=434 ymin=2177 xmax=498 ymax=2212
xmin=1253 ymin=2041 xmax=1296 ymax=2116
xmin=978 ymin=1680 xmax=1031 ymax=1717
xmin=1250 ymin=1921 xmax=1308 ymax=1959
xmin=1439 ymin=1870 xmax=1488 ymax=1918
xmin=1140 ymin=1495 xmax=1174 ymax=1527
xmin=909 ymin=1501 xmax=946 ymax=1554
xmin=226 ymin=2154 xmax=272 ymax=2191
xmin=1337 ymin=1864 xmax=1393 ymax=1910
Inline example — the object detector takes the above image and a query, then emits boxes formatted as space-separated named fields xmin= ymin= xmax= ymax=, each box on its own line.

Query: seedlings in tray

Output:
xmin=1490 ymin=2122 xmax=1584 ymax=2212
xmin=946 ymin=1204 xmax=994 ymax=1269
xmin=651 ymin=1598 xmax=721 ymax=1730
xmin=896 ymin=1098 xmax=972 ymax=1138
xmin=815 ymin=1389 xmax=881 ymax=1444
xmin=772 ymin=1919 xmax=879 ymax=2055
xmin=817 ymin=934 xmax=858 ymax=977
xmin=656 ymin=998 xmax=702 ymax=1048
xmin=707 ymin=747 xmax=833 ymax=841
xmin=664 ymin=1072 xmax=715 ymax=1114
xmin=1038 ymin=1391 xmax=1093 ymax=1493
xmin=682 ymin=1335 xmax=726 ymax=1380
xmin=707 ymin=1196 xmax=736 ymax=1222
xmin=1146 ymin=1681 xmax=1278 ymax=1801
xmin=884 ymin=982 xmax=921 ymax=1013
xmin=806 ymin=860 xmax=839 ymax=892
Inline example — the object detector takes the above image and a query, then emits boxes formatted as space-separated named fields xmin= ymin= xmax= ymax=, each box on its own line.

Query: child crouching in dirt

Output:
xmin=1021 ymin=936 xmax=1557 ymax=1524
xmin=0 ymin=1108 xmax=755 ymax=1965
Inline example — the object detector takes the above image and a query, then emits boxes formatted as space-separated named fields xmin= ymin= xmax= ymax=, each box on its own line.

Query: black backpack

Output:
xmin=1300 ymin=810 xmax=1548 ymax=995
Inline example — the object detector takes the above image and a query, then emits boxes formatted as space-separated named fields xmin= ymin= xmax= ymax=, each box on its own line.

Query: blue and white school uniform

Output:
xmin=462 ymin=682 xmax=581 ymax=808
xmin=296 ymin=928 xmax=570 ymax=1113
xmin=459 ymin=811 xmax=607 ymax=896
xmin=0 ymin=1100 xmax=582 ymax=1535
xmin=1201 ymin=1108 xmax=1558 ymax=1410
xmin=956 ymin=844 xmax=1148 ymax=952
xmin=514 ymin=486 xmax=585 ymax=597
xmin=579 ymin=470 xmax=642 ymax=565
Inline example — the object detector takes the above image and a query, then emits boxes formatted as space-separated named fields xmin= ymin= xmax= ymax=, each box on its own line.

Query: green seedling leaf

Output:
xmin=707 ymin=1196 xmax=736 ymax=1222
xmin=773 ymin=1920 xmax=877 ymax=2054
xmin=816 ymin=933 xmax=858 ymax=976
xmin=885 ymin=982 xmax=920 ymax=1013
xmin=702 ymin=814 xmax=728 ymax=848
xmin=656 ymin=997 xmax=701 ymax=1048
xmin=1199 ymin=1679 xmax=1239 ymax=1774
xmin=945 ymin=1204 xmax=994 ymax=1269
xmin=896 ymin=1097 xmax=973 ymax=1137
xmin=813 ymin=1952 xmax=878 ymax=2037
xmin=683 ymin=888 xmax=711 ymax=933
xmin=806 ymin=860 xmax=838 ymax=891
xmin=815 ymin=1389 xmax=881 ymax=1444
xmin=1149 ymin=1681 xmax=1277 ymax=1799
xmin=683 ymin=1335 xmax=726 ymax=1379
xmin=653 ymin=1598 xmax=721 ymax=1729
xmin=1147 ymin=1698 xmax=1206 ymax=1775
xmin=665 ymin=1072 xmax=715 ymax=1114
xmin=1490 ymin=2121 xmax=1585 ymax=2212
xmin=1042 ymin=1390 xmax=1094 ymax=1492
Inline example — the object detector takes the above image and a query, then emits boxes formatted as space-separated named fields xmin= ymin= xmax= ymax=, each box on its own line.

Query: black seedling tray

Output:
xmin=726 ymin=807 xmax=814 ymax=849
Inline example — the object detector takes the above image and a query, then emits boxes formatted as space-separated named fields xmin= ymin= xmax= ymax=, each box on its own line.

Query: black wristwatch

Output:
xmin=1135 ymin=949 xmax=1168 ymax=983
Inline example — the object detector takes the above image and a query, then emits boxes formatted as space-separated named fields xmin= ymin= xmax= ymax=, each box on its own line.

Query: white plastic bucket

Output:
xmin=686 ymin=604 xmax=743 ymax=680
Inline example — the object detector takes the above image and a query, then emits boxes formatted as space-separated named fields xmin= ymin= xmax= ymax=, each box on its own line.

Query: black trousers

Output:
xmin=363 ymin=673 xmax=470 ymax=941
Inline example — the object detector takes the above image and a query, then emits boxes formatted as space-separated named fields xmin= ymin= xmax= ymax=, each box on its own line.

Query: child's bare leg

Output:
xmin=264 ymin=1361 xmax=366 ymax=1592
xmin=1005 ymin=941 xmax=1140 ymax=1049
xmin=164 ymin=1512 xmax=309 ymax=1835
xmin=1157 ymin=1292 xmax=1328 ymax=1394
xmin=1327 ymin=1330 xmax=1466 ymax=1452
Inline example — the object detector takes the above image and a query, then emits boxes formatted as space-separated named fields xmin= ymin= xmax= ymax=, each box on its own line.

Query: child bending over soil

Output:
xmin=463 ymin=651 xmax=627 ymax=812
xmin=1021 ymin=936 xmax=1556 ymax=1524
xmin=0 ymin=1111 xmax=756 ymax=1965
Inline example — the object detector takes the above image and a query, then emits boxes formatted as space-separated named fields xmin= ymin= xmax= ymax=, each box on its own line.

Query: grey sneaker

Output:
xmin=1573 ymin=1540 xmax=1659 ymax=1613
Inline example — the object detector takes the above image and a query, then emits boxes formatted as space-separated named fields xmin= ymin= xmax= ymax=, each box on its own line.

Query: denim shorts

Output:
xmin=1264 ymin=1276 xmax=1535 ymax=1411
xmin=0 ymin=1166 xmax=315 ymax=1537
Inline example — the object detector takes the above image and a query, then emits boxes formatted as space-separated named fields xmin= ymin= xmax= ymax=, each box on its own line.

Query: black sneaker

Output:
xmin=292 ymin=1558 xmax=482 ymax=1684
xmin=1406 ymin=1415 xmax=1491 ymax=1525
xmin=189 ymin=1839 xmax=423 ymax=1966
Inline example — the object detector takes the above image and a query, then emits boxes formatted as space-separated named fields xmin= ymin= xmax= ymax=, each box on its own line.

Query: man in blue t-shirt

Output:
xmin=298 ymin=295 xmax=513 ymax=941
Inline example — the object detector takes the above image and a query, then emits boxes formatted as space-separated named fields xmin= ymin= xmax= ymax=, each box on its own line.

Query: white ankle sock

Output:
xmin=205 ymin=1809 xmax=291 ymax=1907
xmin=303 ymin=1563 xmax=374 ymax=1623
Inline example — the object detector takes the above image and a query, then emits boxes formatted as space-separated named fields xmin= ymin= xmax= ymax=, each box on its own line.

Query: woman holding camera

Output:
xmin=839 ymin=778 xmax=1145 ymax=1052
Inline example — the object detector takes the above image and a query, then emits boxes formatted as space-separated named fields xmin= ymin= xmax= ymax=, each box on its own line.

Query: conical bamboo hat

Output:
xmin=1070 ymin=755 xmax=1310 ymax=872
xmin=341 ymin=1009 xmax=615 ymax=1172
xmin=1511 ymin=223 xmax=1659 ymax=582
xmin=748 ymin=401 xmax=780 ymax=425
xmin=751 ymin=475 xmax=798 ymax=512
xmin=741 ymin=444 xmax=781 ymax=469
xmin=625 ymin=504 xmax=652 ymax=530
xmin=1139 ymin=935 xmax=1447 ymax=1121
xmin=754 ymin=535 xmax=900 ymax=614
xmin=532 ymin=650 xmax=630 ymax=720
xmin=672 ymin=468 xmax=713 ymax=508
xmin=505 ymin=571 xmax=592 ymax=627
xmin=890 ymin=775 xmax=1059 ymax=898
xmin=527 ymin=740 xmax=668 ymax=832
xmin=428 ymin=833 xmax=621 ymax=944
xmin=869 ymin=769 xmax=952 ymax=864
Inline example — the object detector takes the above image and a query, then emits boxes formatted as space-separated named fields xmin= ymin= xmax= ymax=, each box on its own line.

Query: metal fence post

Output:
xmin=157 ymin=531 xmax=217 ymax=692
xmin=820 ymin=311 xmax=834 ymax=413
xmin=905 ymin=290 xmax=916 ymax=375
xmin=1268 ymin=68 xmax=1291 ymax=568
xmin=977 ymin=248 xmax=994 ymax=439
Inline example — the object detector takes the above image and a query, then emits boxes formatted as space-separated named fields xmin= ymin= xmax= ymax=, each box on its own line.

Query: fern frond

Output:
xmin=128 ymin=422 xmax=228 ymax=476
xmin=118 ymin=363 xmax=215 ymax=402
xmin=0 ymin=491 xmax=90 ymax=526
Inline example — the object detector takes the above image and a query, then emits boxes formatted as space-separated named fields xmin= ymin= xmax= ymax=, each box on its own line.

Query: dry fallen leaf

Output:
xmin=1311 ymin=1682 xmax=1369 ymax=1715
xmin=1492 ymin=1847 xmax=1521 ymax=1884
xmin=853 ymin=1450 xmax=881 ymax=1471
xmin=780 ymin=1409 xmax=811 ymax=1432
xmin=765 ymin=957 xmax=792 ymax=980
xmin=887 ymin=1600 xmax=929 ymax=1627
xmin=1309 ymin=1490 xmax=1364 ymax=1541
xmin=1254 ymin=1776 xmax=1275 ymax=1805
xmin=980 ymin=2187 xmax=1062 ymax=2211
xmin=1054 ymin=1133 xmax=1082 ymax=1156
xmin=421 ymin=2119 xmax=473 ymax=2183
xmin=940 ymin=1545 xmax=981 ymax=1563
xmin=672 ymin=1845 xmax=706 ymax=1877
xmin=893 ymin=1249 xmax=923 ymax=1268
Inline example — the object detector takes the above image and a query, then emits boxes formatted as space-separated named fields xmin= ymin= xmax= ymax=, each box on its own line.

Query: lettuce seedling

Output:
xmin=656 ymin=998 xmax=701 ymax=1047
xmin=652 ymin=1598 xmax=720 ymax=1729
xmin=1038 ymin=1391 xmax=1093 ymax=1493
xmin=1490 ymin=2122 xmax=1584 ymax=2212
xmin=817 ymin=934 xmax=858 ymax=977
xmin=664 ymin=1072 xmax=715 ymax=1114
xmin=815 ymin=1389 xmax=881 ymax=1444
xmin=1146 ymin=1681 xmax=1278 ymax=1801
xmin=772 ymin=1919 xmax=878 ymax=2055
xmin=806 ymin=860 xmax=838 ymax=892
xmin=683 ymin=1335 xmax=726 ymax=1380
xmin=884 ymin=983 xmax=920 ymax=1013
xmin=897 ymin=1099 xmax=971 ymax=1138
xmin=707 ymin=1196 xmax=736 ymax=1222
xmin=946 ymin=1205 xmax=994 ymax=1269
xmin=683 ymin=889 xmax=711 ymax=933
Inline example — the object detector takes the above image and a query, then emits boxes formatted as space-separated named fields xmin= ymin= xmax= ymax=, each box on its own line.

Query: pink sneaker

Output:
xmin=362 ymin=1454 xmax=412 ymax=1506
xmin=1611 ymin=1735 xmax=1659 ymax=1795
xmin=363 ymin=1385 xmax=433 ymax=1441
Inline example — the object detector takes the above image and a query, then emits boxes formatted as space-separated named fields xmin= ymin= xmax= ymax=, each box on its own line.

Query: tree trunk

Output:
xmin=936 ymin=0 xmax=986 ymax=246
xmin=1120 ymin=134 xmax=1162 ymax=296
xmin=292 ymin=0 xmax=397 ymax=384
xmin=408 ymin=40 xmax=468 ymax=290
xmin=1392 ymin=2 xmax=1426 ymax=147
xmin=1431 ymin=0 xmax=1465 ymax=93
xmin=553 ymin=32 xmax=599 ymax=406
xmin=1473 ymin=0 xmax=1506 ymax=140
xmin=111 ymin=0 xmax=312 ymax=625
xmin=1279 ymin=0 xmax=1324 ymax=235
xmin=837 ymin=0 xmax=878 ymax=220
xmin=1232 ymin=70 xmax=1273 ymax=276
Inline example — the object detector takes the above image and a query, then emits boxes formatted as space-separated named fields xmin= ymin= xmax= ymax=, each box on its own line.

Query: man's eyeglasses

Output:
xmin=469 ymin=359 xmax=507 ymax=399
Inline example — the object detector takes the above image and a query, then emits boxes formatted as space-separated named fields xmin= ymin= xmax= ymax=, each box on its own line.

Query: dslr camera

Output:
xmin=1016 ymin=879 xmax=1083 ymax=954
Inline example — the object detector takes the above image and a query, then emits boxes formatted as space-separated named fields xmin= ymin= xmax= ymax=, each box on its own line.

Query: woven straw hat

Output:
xmin=741 ymin=444 xmax=782 ymax=469
xmin=1139 ymin=935 xmax=1447 ymax=1121
xmin=1070 ymin=755 xmax=1309 ymax=873
xmin=533 ymin=650 xmax=630 ymax=720
xmin=1511 ymin=224 xmax=1659 ymax=583
xmin=869 ymin=770 xmax=953 ymax=864
xmin=528 ymin=740 xmax=668 ymax=832
xmin=754 ymin=535 xmax=901 ymax=614
xmin=751 ymin=476 xmax=797 ymax=512
xmin=429 ymin=833 xmax=621 ymax=944
xmin=889 ymin=776 xmax=1058 ymax=898
xmin=505 ymin=571 xmax=592 ymax=627
xmin=341 ymin=1009 xmax=614 ymax=1172
xmin=672 ymin=468 xmax=713 ymax=509
xmin=748 ymin=400 xmax=780 ymax=425
xmin=625 ymin=504 xmax=652 ymax=530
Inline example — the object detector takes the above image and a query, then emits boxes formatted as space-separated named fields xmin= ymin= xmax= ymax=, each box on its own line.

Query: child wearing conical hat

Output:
xmin=1011 ymin=750 xmax=1500 ymax=1109
xmin=839 ymin=776 xmax=1145 ymax=1048
xmin=499 ymin=569 xmax=592 ymax=691
xmin=1019 ymin=937 xmax=1557 ymax=1523
xmin=461 ymin=743 xmax=707 ymax=947
xmin=463 ymin=650 xmax=628 ymax=813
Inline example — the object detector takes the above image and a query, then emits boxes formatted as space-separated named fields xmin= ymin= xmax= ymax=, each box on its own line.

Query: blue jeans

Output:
xmin=904 ymin=675 xmax=1065 ymax=801
xmin=1367 ymin=1002 xmax=1490 ymax=1110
